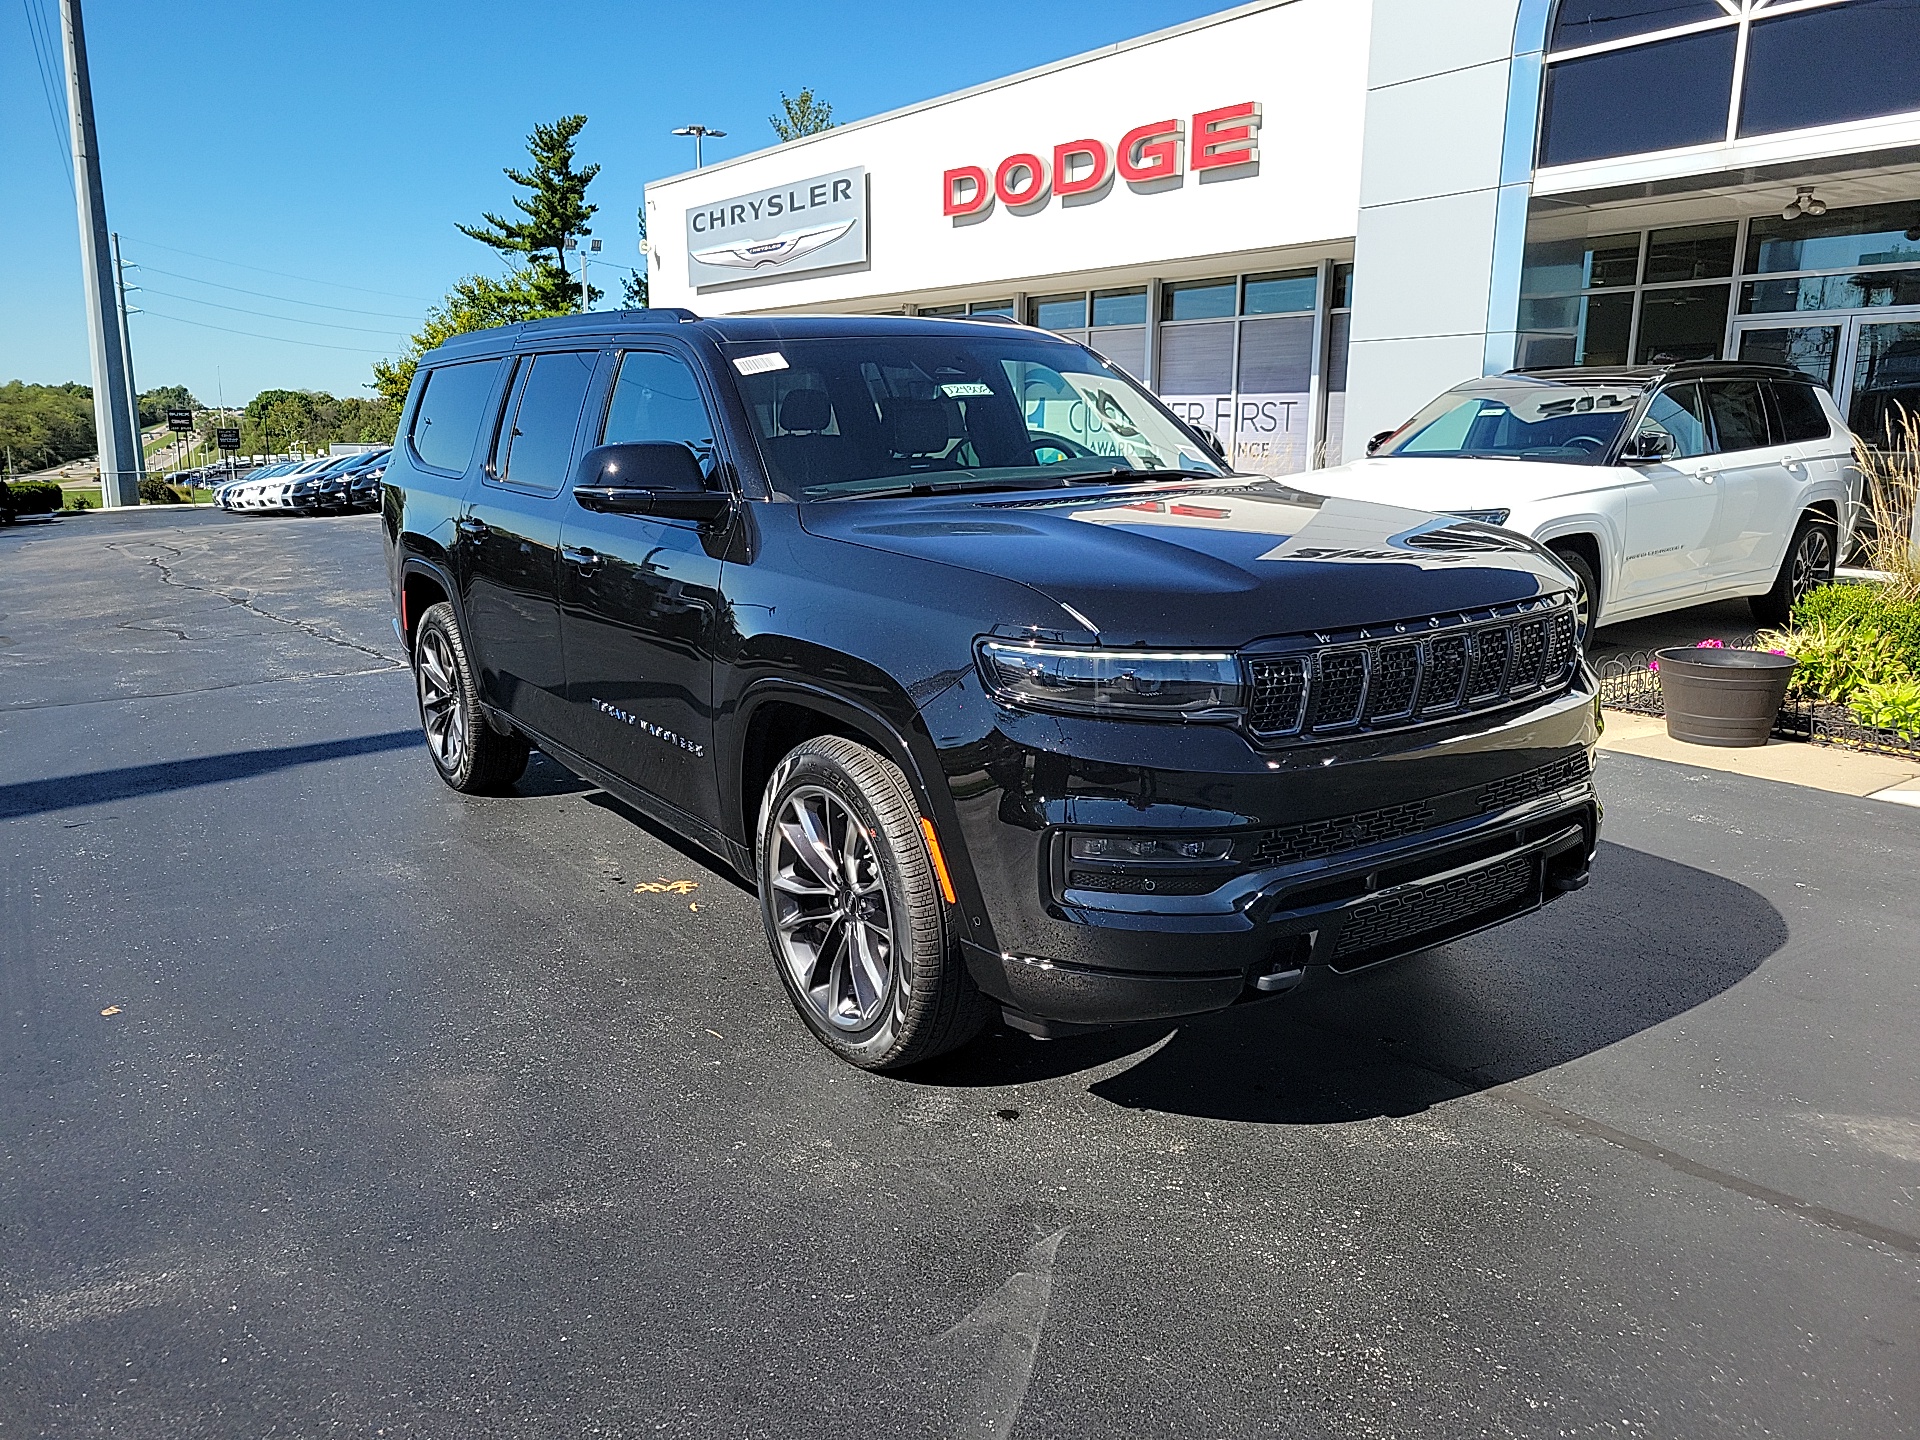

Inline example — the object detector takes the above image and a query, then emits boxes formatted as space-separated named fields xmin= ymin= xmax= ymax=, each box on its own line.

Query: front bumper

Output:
xmin=946 ymin=682 xmax=1600 ymax=1030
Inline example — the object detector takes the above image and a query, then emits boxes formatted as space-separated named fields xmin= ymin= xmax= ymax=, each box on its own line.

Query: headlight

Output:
xmin=1446 ymin=508 xmax=1511 ymax=526
xmin=976 ymin=640 xmax=1243 ymax=720
xmin=1070 ymin=833 xmax=1234 ymax=861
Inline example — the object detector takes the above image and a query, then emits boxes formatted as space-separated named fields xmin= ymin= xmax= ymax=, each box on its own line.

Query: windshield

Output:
xmin=1378 ymin=377 xmax=1642 ymax=464
xmin=724 ymin=333 xmax=1227 ymax=500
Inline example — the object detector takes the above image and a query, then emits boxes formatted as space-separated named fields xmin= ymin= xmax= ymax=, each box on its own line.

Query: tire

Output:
xmin=756 ymin=735 xmax=990 ymax=1071
xmin=412 ymin=602 xmax=530 ymax=794
xmin=1750 ymin=515 xmax=1836 ymax=627
xmin=1547 ymin=543 xmax=1599 ymax=651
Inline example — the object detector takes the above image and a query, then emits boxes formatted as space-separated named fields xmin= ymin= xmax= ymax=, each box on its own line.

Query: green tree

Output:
xmin=136 ymin=384 xmax=200 ymax=427
xmin=621 ymin=205 xmax=649 ymax=309
xmin=770 ymin=88 xmax=834 ymax=141
xmin=371 ymin=269 xmax=565 ymax=411
xmin=457 ymin=115 xmax=601 ymax=313
xmin=0 ymin=381 xmax=96 ymax=472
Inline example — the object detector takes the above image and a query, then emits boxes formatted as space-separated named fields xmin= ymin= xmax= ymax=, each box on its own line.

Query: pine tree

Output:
xmin=458 ymin=115 xmax=601 ymax=312
xmin=770 ymin=89 xmax=834 ymax=142
xmin=621 ymin=205 xmax=650 ymax=308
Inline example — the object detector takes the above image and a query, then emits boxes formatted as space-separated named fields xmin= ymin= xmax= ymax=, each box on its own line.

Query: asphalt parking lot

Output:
xmin=3 ymin=507 xmax=1917 ymax=1438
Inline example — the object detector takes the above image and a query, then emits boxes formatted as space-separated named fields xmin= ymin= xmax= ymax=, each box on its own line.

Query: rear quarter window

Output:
xmin=1772 ymin=383 xmax=1834 ymax=444
xmin=410 ymin=359 xmax=503 ymax=473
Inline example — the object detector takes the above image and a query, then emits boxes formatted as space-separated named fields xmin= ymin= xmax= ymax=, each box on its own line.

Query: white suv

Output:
xmin=1305 ymin=364 xmax=1860 ymax=639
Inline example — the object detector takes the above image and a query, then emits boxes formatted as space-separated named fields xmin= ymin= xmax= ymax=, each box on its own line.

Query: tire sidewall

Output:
xmin=414 ymin=605 xmax=482 ymax=791
xmin=756 ymin=745 xmax=938 ymax=1067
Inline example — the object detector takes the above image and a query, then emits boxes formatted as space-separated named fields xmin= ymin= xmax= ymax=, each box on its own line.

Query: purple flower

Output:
xmin=1696 ymin=638 xmax=1725 ymax=648
xmin=1648 ymin=658 xmax=1660 ymax=672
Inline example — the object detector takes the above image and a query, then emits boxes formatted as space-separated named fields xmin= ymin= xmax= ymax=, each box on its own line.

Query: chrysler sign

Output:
xmin=684 ymin=166 xmax=867 ymax=287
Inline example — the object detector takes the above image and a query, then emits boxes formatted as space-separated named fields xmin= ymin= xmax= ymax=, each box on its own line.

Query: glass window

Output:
xmin=1242 ymin=269 xmax=1317 ymax=315
xmin=1380 ymin=376 xmax=1640 ymax=464
xmin=1644 ymin=223 xmax=1736 ymax=284
xmin=1635 ymin=284 xmax=1730 ymax=362
xmin=1539 ymin=28 xmax=1737 ymax=166
xmin=1028 ymin=293 xmax=1088 ymax=330
xmin=1156 ymin=322 xmax=1235 ymax=394
xmin=1090 ymin=327 xmax=1147 ymax=384
xmin=1330 ymin=263 xmax=1354 ymax=310
xmin=1237 ymin=316 xmax=1314 ymax=392
xmin=1521 ymin=233 xmax=1641 ymax=294
xmin=410 ymin=359 xmax=502 ymax=474
xmin=1704 ymin=380 xmax=1771 ymax=453
xmin=602 ymin=351 xmax=715 ymax=463
xmin=1519 ymin=291 xmax=1632 ymax=368
xmin=1637 ymin=382 xmax=1711 ymax=458
xmin=1771 ymin=382 xmax=1835 ymax=444
xmin=969 ymin=300 xmax=1015 ymax=318
xmin=1324 ymin=311 xmax=1351 ymax=464
xmin=1848 ymin=320 xmax=1920 ymax=449
xmin=1744 ymin=200 xmax=1920 ymax=276
xmin=1737 ymin=326 xmax=1841 ymax=388
xmin=917 ymin=304 xmax=966 ymax=318
xmin=1549 ymin=0 xmax=1726 ymax=52
xmin=1741 ymin=0 xmax=1920 ymax=139
xmin=1741 ymin=269 xmax=1920 ymax=315
xmin=1162 ymin=279 xmax=1237 ymax=322
xmin=1091 ymin=287 xmax=1148 ymax=327
xmin=722 ymin=335 xmax=1224 ymax=500
xmin=496 ymin=351 xmax=596 ymax=491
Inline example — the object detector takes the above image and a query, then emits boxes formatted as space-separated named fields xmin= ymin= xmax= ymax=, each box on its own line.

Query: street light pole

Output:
xmin=58 ymin=0 xmax=140 ymax=507
xmin=672 ymin=124 xmax=727 ymax=169
xmin=110 ymin=231 xmax=146 ymax=484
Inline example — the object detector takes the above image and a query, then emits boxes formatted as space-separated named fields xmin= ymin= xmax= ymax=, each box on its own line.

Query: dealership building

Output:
xmin=645 ymin=0 xmax=1920 ymax=473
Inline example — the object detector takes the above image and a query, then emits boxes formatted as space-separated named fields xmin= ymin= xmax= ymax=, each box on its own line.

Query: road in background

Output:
xmin=3 ymin=509 xmax=1915 ymax=1438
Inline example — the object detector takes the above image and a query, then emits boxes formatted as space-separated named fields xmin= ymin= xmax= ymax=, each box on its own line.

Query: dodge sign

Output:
xmin=684 ymin=166 xmax=867 ymax=288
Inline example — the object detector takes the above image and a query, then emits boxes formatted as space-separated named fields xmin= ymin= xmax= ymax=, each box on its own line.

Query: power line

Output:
xmin=136 ymin=286 xmax=412 ymax=336
xmin=121 ymin=236 xmax=436 ymax=302
xmin=135 ymin=307 xmax=400 ymax=355
xmin=133 ymin=264 xmax=425 ymax=320
xmin=20 ymin=0 xmax=74 ymax=183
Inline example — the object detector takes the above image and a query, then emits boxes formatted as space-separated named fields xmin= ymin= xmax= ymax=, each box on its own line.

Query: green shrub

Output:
xmin=1758 ymin=618 xmax=1912 ymax=703
xmin=1849 ymin=678 xmax=1920 ymax=738
xmin=65 ymin=492 xmax=92 ymax=511
xmin=0 ymin=479 xmax=64 ymax=518
xmin=138 ymin=475 xmax=184 ymax=505
xmin=1794 ymin=583 xmax=1920 ymax=668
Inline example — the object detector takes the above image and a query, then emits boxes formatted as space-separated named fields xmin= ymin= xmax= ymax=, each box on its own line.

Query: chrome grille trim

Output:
xmin=1243 ymin=598 xmax=1580 ymax=743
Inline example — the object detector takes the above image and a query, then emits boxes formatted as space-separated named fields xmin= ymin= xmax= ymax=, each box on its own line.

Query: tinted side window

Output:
xmin=497 ymin=351 xmax=596 ymax=493
xmin=1638 ymin=382 xmax=1710 ymax=459
xmin=1703 ymin=381 xmax=1770 ymax=453
xmin=411 ymin=359 xmax=502 ymax=473
xmin=603 ymin=351 xmax=716 ymax=462
xmin=1772 ymin=383 xmax=1833 ymax=444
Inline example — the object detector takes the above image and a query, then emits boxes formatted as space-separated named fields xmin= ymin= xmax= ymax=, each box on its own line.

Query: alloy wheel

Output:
xmin=767 ymin=785 xmax=896 ymax=1031
xmin=416 ymin=628 xmax=468 ymax=774
xmin=1791 ymin=526 xmax=1834 ymax=606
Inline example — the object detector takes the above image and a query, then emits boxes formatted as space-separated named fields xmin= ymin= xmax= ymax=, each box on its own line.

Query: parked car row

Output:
xmin=213 ymin=449 xmax=390 ymax=515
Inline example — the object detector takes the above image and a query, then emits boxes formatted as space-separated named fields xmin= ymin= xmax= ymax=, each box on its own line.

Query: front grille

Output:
xmin=1334 ymin=855 xmax=1534 ymax=958
xmin=1254 ymin=799 xmax=1436 ymax=867
xmin=1478 ymin=752 xmax=1592 ymax=813
xmin=1244 ymin=599 xmax=1579 ymax=743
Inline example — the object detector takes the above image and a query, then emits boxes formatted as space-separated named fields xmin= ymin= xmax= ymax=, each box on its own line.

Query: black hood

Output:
xmin=799 ymin=478 xmax=1571 ymax=648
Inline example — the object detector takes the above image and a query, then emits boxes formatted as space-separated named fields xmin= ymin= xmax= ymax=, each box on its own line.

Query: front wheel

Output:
xmin=1548 ymin=544 xmax=1599 ymax=652
xmin=412 ymin=602 xmax=530 ymax=794
xmin=756 ymin=735 xmax=990 ymax=1070
xmin=1750 ymin=515 xmax=1836 ymax=626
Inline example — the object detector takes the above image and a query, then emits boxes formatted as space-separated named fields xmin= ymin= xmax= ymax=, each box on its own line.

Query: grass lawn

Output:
xmin=63 ymin=486 xmax=102 ymax=510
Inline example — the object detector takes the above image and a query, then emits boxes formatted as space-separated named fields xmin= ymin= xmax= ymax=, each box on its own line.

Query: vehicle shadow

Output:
xmin=913 ymin=841 xmax=1787 ymax=1124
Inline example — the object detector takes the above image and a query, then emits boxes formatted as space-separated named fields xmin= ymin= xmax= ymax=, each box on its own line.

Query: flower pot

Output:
xmin=1654 ymin=647 xmax=1797 ymax=748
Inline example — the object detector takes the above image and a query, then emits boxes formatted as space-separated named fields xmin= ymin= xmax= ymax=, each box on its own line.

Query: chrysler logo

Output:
xmin=691 ymin=218 xmax=856 ymax=271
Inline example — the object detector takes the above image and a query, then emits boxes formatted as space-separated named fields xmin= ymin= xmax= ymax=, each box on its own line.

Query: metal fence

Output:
xmin=1594 ymin=645 xmax=1920 ymax=761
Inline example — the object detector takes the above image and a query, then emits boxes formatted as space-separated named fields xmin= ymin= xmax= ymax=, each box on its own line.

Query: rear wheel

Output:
xmin=413 ymin=602 xmax=530 ymax=794
xmin=1548 ymin=543 xmax=1599 ymax=651
xmin=1750 ymin=515 xmax=1836 ymax=626
xmin=756 ymin=735 xmax=990 ymax=1071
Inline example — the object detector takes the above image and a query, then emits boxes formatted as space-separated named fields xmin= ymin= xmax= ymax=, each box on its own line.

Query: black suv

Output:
xmin=383 ymin=313 xmax=1599 ymax=1069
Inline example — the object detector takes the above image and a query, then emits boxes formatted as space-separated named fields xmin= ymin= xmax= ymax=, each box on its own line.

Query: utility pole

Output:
xmin=58 ymin=0 xmax=139 ymax=507
xmin=111 ymin=231 xmax=146 ymax=484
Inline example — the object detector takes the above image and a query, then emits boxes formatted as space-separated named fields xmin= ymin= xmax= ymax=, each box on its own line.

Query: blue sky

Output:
xmin=1 ymin=0 xmax=1223 ymax=406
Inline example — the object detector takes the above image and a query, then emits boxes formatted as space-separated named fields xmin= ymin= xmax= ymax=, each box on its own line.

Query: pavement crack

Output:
xmin=112 ymin=541 xmax=401 ymax=666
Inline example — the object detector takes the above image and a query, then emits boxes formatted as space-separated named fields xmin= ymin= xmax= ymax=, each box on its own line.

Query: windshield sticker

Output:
xmin=733 ymin=352 xmax=789 ymax=376
xmin=940 ymin=381 xmax=993 ymax=397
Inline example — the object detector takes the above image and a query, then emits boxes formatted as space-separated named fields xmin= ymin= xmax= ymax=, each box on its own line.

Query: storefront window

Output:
xmin=1028 ymin=294 xmax=1088 ymax=330
xmin=1735 ymin=326 xmax=1841 ymax=388
xmin=1635 ymin=284 xmax=1731 ymax=363
xmin=1643 ymin=223 xmax=1736 ymax=285
xmin=1744 ymin=200 xmax=1920 ymax=276
xmin=1162 ymin=279 xmax=1237 ymax=321
xmin=969 ymin=299 xmax=1015 ymax=318
xmin=918 ymin=304 xmax=966 ymax=318
xmin=1541 ymin=1 xmax=1920 ymax=168
xmin=1521 ymin=233 xmax=1640 ymax=295
xmin=1243 ymin=269 xmax=1317 ymax=315
xmin=1742 ymin=270 xmax=1920 ymax=315
xmin=1091 ymin=288 xmax=1148 ymax=327
xmin=1330 ymin=262 xmax=1354 ymax=312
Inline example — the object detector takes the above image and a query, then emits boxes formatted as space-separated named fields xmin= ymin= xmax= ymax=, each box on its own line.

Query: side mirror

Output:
xmin=1621 ymin=430 xmax=1676 ymax=463
xmin=1365 ymin=428 xmax=1397 ymax=456
xmin=572 ymin=442 xmax=731 ymax=523
xmin=1191 ymin=425 xmax=1227 ymax=462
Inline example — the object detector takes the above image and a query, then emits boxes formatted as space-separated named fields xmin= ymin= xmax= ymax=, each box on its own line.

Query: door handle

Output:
xmin=561 ymin=545 xmax=601 ymax=571
xmin=455 ymin=515 xmax=489 ymax=537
